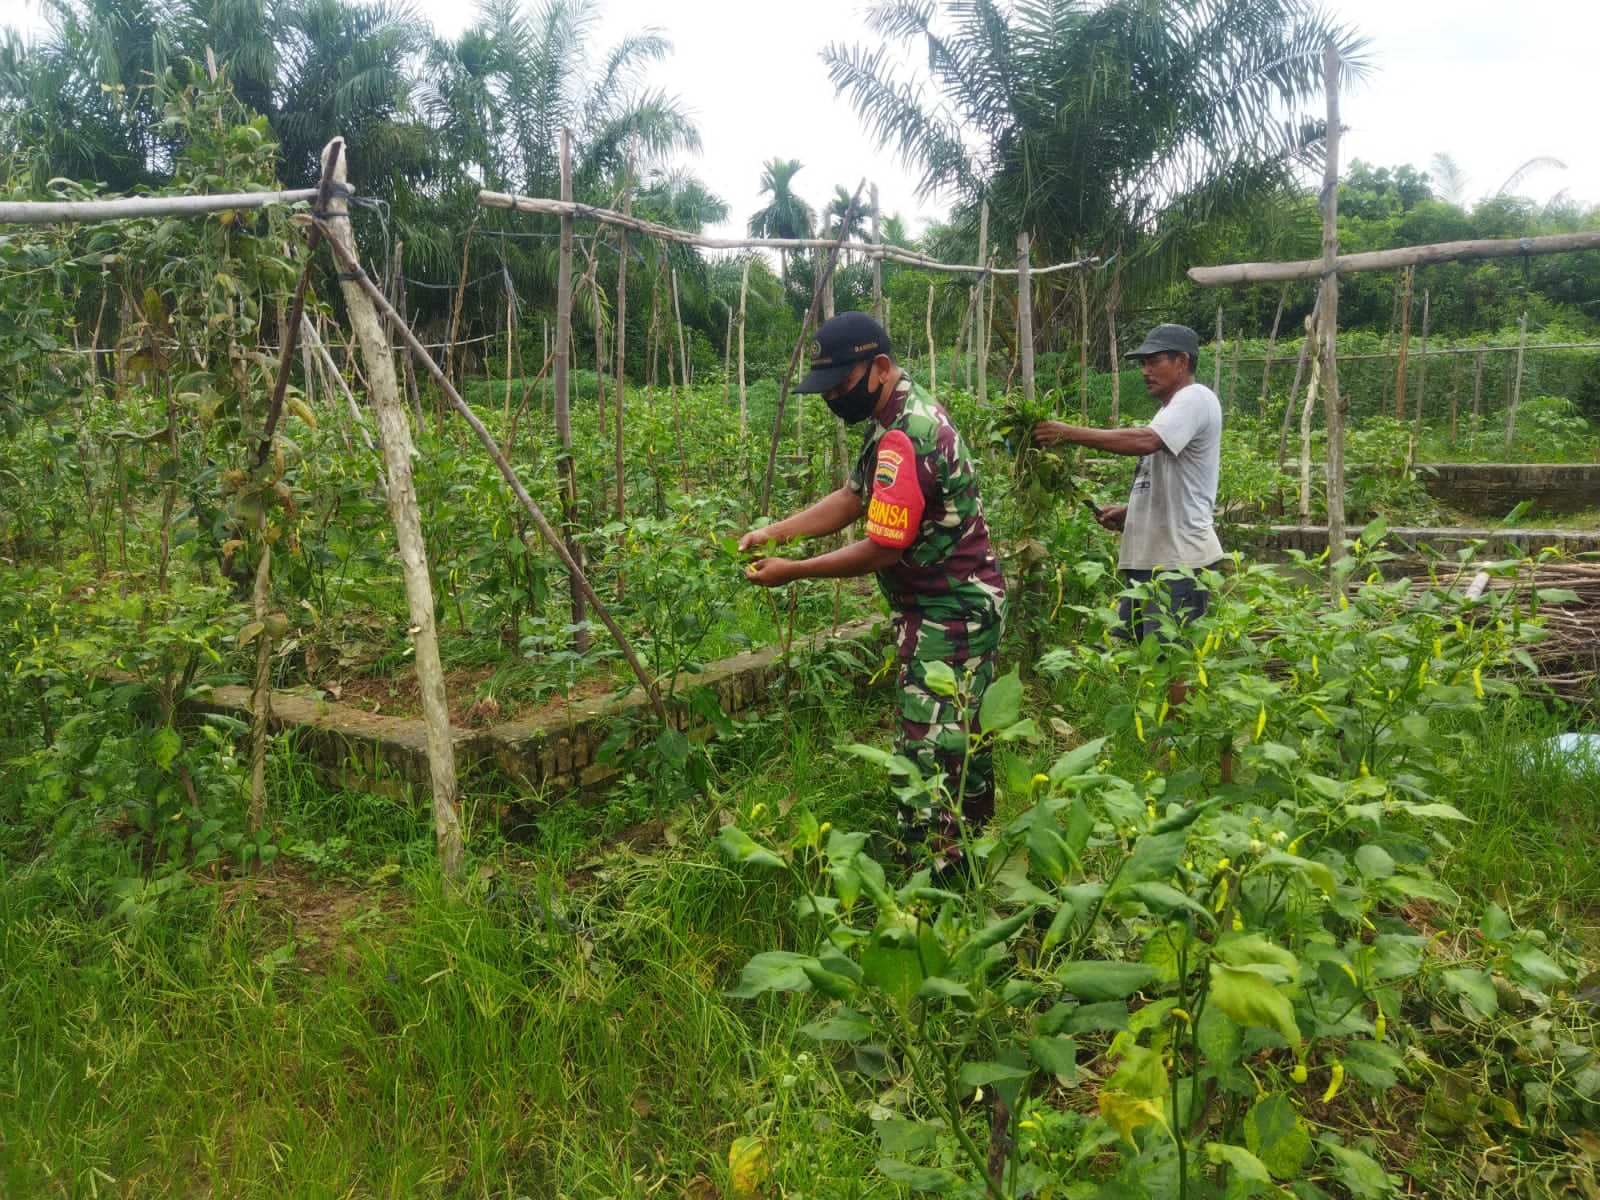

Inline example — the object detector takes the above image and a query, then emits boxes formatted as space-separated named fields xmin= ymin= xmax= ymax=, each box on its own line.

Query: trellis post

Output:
xmin=1317 ymin=43 xmax=1349 ymax=563
xmin=1017 ymin=232 xmax=1035 ymax=403
xmin=320 ymin=138 xmax=464 ymax=883
xmin=553 ymin=130 xmax=588 ymax=652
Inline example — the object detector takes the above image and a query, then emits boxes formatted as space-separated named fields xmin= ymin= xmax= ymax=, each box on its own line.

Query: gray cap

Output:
xmin=1127 ymin=323 xmax=1200 ymax=361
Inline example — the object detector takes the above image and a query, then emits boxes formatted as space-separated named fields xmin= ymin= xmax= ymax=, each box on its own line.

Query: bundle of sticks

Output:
xmin=1417 ymin=561 xmax=1600 ymax=704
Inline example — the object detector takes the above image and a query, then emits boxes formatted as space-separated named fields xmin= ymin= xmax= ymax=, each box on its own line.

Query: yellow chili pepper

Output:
xmin=1373 ymin=1009 xmax=1386 ymax=1041
xmin=1254 ymin=706 xmax=1267 ymax=742
xmin=1311 ymin=654 xmax=1319 ymax=678
xmin=1134 ymin=711 xmax=1145 ymax=742
xmin=1321 ymin=1061 xmax=1345 ymax=1103
xmin=1197 ymin=664 xmax=1208 ymax=688
xmin=1472 ymin=666 xmax=1484 ymax=699
xmin=1291 ymin=1063 xmax=1308 ymax=1084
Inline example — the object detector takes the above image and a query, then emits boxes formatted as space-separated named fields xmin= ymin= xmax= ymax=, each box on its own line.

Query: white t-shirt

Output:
xmin=1119 ymin=381 xmax=1224 ymax=571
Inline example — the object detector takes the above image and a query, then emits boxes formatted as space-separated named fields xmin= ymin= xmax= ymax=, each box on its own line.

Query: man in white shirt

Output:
xmin=1031 ymin=322 xmax=1224 ymax=656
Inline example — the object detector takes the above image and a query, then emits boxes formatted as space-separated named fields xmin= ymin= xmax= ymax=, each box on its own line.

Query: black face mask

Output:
xmin=825 ymin=366 xmax=879 ymax=424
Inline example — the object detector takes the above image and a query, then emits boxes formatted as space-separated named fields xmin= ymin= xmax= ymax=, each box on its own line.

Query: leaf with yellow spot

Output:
xmin=728 ymin=1135 xmax=767 ymax=1199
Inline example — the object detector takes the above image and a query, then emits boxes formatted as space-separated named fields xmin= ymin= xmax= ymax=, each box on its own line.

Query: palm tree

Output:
xmin=420 ymin=0 xmax=698 ymax=199
xmin=748 ymin=157 xmax=814 ymax=282
xmin=822 ymin=0 xmax=1368 ymax=330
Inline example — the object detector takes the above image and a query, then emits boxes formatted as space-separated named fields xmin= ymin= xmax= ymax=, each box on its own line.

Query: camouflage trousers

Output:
xmin=888 ymin=591 xmax=1005 ymax=869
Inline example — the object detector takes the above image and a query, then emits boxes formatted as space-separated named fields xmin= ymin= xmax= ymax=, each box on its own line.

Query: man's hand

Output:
xmin=738 ymin=526 xmax=782 ymax=555
xmin=1096 ymin=504 xmax=1128 ymax=531
xmin=1033 ymin=420 xmax=1076 ymax=447
xmin=743 ymin=556 xmax=797 ymax=587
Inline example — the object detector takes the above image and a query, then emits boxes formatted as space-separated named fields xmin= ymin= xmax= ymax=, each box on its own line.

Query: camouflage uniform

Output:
xmin=848 ymin=378 xmax=1007 ymax=864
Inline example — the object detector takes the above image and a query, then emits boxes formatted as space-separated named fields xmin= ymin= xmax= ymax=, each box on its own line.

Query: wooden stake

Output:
xmin=1506 ymin=310 xmax=1529 ymax=446
xmin=1213 ymin=304 xmax=1224 ymax=396
xmin=1106 ymin=259 xmax=1123 ymax=423
xmin=615 ymin=153 xmax=632 ymax=522
xmin=736 ymin=257 xmax=749 ymax=442
xmin=1393 ymin=266 xmax=1413 ymax=420
xmin=1472 ymin=349 xmax=1484 ymax=436
xmin=1017 ymin=232 xmax=1035 ymax=403
xmin=871 ymin=183 xmax=883 ymax=322
xmin=320 ymin=138 xmax=463 ymax=883
xmin=553 ymin=131 xmax=588 ymax=651
xmin=976 ymin=199 xmax=989 ymax=405
xmin=1317 ymin=43 xmax=1348 ymax=563
xmin=1259 ymin=283 xmax=1288 ymax=418
xmin=1077 ymin=242 xmax=1089 ymax=420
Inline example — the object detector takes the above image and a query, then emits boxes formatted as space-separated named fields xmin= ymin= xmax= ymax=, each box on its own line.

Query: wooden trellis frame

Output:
xmin=1187 ymin=44 xmax=1600 ymax=568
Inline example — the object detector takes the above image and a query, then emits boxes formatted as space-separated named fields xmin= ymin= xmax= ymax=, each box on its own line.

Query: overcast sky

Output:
xmin=9 ymin=0 xmax=1597 ymax=240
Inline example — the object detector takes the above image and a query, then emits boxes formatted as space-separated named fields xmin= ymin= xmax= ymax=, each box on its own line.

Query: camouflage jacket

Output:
xmin=847 ymin=378 xmax=1007 ymax=625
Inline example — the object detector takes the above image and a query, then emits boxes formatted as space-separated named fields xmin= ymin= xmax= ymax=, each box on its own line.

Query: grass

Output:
xmin=0 ymin=696 xmax=903 ymax=1198
xmin=5 ymin=675 xmax=1596 ymax=1197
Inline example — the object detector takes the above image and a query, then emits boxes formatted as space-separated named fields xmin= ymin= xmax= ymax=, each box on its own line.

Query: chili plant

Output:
xmin=719 ymin=534 xmax=1591 ymax=1198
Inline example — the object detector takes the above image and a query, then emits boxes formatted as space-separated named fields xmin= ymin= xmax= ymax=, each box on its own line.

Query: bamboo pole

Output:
xmin=1212 ymin=305 xmax=1224 ymax=396
xmin=736 ymin=258 xmax=749 ymax=441
xmin=1299 ymin=349 xmax=1320 ymax=522
xmin=582 ymin=240 xmax=608 ymax=437
xmin=478 ymin=190 xmax=1095 ymax=277
xmin=671 ymin=266 xmax=690 ymax=390
xmin=1393 ymin=266 xmax=1413 ymax=420
xmin=1412 ymin=289 xmax=1431 ymax=440
xmin=976 ymin=200 xmax=989 ymax=406
xmin=1106 ymin=264 xmax=1122 ymax=423
xmin=319 ymin=139 xmax=464 ymax=882
xmin=1190 ymin=229 xmax=1600 ymax=286
xmin=614 ymin=158 xmax=632 ymax=522
xmin=1472 ymin=349 xmax=1484 ymax=435
xmin=1258 ymin=283 xmax=1288 ymax=418
xmin=721 ymin=299 xmax=733 ymax=411
xmin=926 ymin=283 xmax=937 ymax=398
xmin=553 ymin=131 xmax=588 ymax=652
xmin=1077 ymin=241 xmax=1089 ymax=420
xmin=1280 ymin=307 xmax=1318 ymax=473
xmin=393 ymin=241 xmax=421 ymax=422
xmin=0 ymin=188 xmax=317 ymax=224
xmin=1017 ymin=232 xmax=1035 ymax=403
xmin=1317 ymin=43 xmax=1348 ymax=563
xmin=1506 ymin=310 xmax=1529 ymax=446
xmin=1449 ymin=353 xmax=1462 ymax=446
xmin=871 ymin=184 xmax=883 ymax=323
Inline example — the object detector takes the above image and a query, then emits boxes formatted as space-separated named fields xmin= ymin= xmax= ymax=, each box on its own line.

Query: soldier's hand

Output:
xmin=739 ymin=526 xmax=780 ymax=554
xmin=743 ymin=556 xmax=797 ymax=587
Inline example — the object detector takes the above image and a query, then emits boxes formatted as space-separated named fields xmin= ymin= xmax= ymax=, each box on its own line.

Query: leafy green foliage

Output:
xmin=722 ymin=535 xmax=1597 ymax=1198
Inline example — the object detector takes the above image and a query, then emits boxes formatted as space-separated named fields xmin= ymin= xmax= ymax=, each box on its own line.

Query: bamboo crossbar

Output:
xmin=477 ymin=190 xmax=1096 ymax=277
xmin=0 ymin=188 xmax=319 ymax=224
xmin=1189 ymin=230 xmax=1600 ymax=286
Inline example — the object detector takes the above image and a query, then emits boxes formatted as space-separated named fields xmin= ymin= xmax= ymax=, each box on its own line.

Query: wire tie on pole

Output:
xmin=337 ymin=269 xmax=366 ymax=282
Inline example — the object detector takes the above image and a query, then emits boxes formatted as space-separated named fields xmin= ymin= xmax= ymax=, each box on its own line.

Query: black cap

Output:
xmin=795 ymin=312 xmax=891 ymax=393
xmin=1126 ymin=323 xmax=1200 ymax=362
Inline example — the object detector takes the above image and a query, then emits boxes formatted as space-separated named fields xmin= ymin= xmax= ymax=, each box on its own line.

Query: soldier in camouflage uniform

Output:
xmin=740 ymin=312 xmax=1007 ymax=869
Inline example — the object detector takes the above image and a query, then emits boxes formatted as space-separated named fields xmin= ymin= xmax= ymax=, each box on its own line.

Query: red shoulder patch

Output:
xmin=864 ymin=429 xmax=924 ymax=550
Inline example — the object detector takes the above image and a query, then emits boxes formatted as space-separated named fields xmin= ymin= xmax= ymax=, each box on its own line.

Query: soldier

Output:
xmin=740 ymin=312 xmax=1007 ymax=871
